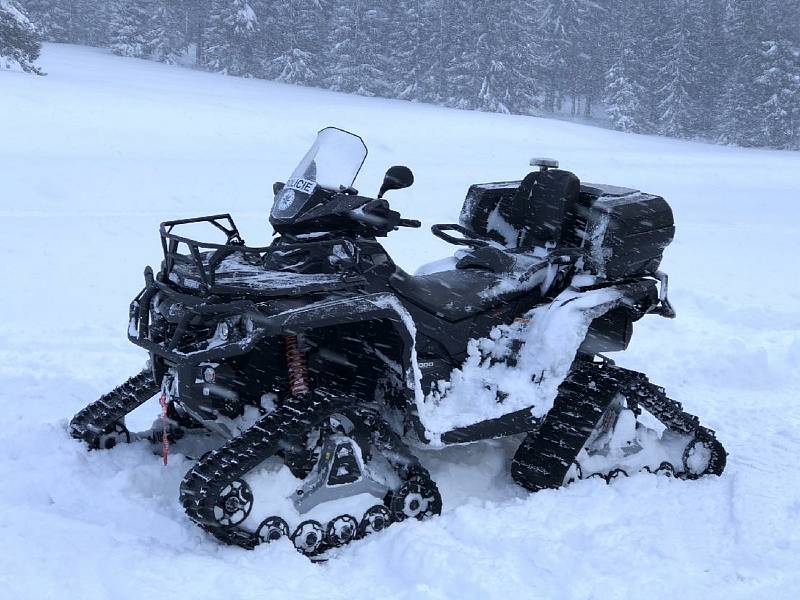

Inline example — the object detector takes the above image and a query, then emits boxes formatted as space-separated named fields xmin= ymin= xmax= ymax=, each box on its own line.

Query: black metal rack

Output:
xmin=159 ymin=214 xmax=271 ymax=290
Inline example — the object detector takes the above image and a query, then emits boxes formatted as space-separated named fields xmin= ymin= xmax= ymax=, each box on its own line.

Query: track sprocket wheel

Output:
xmin=291 ymin=520 xmax=325 ymax=555
xmin=256 ymin=516 xmax=290 ymax=545
xmin=212 ymin=479 xmax=253 ymax=528
xmin=357 ymin=505 xmax=392 ymax=538
xmin=325 ymin=514 xmax=358 ymax=547
xmin=388 ymin=476 xmax=442 ymax=522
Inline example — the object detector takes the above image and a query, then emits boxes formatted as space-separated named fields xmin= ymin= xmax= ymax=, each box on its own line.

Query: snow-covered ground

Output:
xmin=1 ymin=44 xmax=799 ymax=599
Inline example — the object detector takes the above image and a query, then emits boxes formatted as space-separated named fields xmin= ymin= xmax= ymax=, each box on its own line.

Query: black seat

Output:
xmin=389 ymin=268 xmax=513 ymax=321
xmin=398 ymin=169 xmax=580 ymax=322
xmin=458 ymin=169 xmax=581 ymax=250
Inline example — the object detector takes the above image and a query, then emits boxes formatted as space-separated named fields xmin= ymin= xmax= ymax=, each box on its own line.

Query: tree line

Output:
xmin=12 ymin=0 xmax=800 ymax=149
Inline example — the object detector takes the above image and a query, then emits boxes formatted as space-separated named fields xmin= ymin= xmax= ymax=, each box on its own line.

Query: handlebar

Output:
xmin=398 ymin=218 xmax=422 ymax=228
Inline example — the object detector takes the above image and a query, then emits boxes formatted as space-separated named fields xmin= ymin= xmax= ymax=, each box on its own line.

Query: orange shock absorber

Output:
xmin=284 ymin=335 xmax=310 ymax=396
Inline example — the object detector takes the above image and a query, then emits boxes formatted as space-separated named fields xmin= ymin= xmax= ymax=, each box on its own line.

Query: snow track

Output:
xmin=1 ymin=44 xmax=799 ymax=599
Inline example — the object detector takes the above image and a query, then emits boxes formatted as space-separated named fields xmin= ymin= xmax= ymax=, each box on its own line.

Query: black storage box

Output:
xmin=458 ymin=179 xmax=674 ymax=280
xmin=580 ymin=183 xmax=675 ymax=279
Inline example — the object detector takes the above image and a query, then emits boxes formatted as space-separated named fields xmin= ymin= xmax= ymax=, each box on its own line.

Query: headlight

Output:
xmin=216 ymin=320 xmax=230 ymax=340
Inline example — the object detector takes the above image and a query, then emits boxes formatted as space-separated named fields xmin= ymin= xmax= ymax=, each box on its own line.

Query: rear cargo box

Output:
xmin=580 ymin=183 xmax=675 ymax=279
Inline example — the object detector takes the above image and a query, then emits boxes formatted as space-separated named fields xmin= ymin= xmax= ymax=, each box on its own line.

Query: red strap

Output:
xmin=159 ymin=392 xmax=170 ymax=466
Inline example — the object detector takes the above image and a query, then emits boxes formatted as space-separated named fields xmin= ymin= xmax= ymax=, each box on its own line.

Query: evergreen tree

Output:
xmin=438 ymin=1 xmax=482 ymax=109
xmin=357 ymin=3 xmax=394 ymax=97
xmin=79 ymin=0 xmax=113 ymax=46
xmin=754 ymin=39 xmax=800 ymax=149
xmin=654 ymin=0 xmax=704 ymax=138
xmin=575 ymin=0 xmax=611 ymax=118
xmin=718 ymin=0 xmax=765 ymax=146
xmin=414 ymin=0 xmax=467 ymax=106
xmin=474 ymin=0 xmax=514 ymax=113
xmin=385 ymin=0 xmax=423 ymax=99
xmin=147 ymin=0 xmax=186 ymax=64
xmin=505 ymin=0 xmax=543 ymax=114
xmin=21 ymin=0 xmax=70 ymax=42
xmin=0 ymin=0 xmax=43 ymax=74
xmin=604 ymin=59 xmax=647 ymax=132
xmin=110 ymin=0 xmax=150 ymax=58
xmin=261 ymin=0 xmax=328 ymax=86
xmin=202 ymin=0 xmax=261 ymax=77
xmin=324 ymin=1 xmax=361 ymax=93
xmin=535 ymin=0 xmax=582 ymax=113
xmin=694 ymin=0 xmax=727 ymax=135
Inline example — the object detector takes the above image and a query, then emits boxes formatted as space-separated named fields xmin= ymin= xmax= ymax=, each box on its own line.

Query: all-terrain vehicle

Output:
xmin=70 ymin=127 xmax=726 ymax=557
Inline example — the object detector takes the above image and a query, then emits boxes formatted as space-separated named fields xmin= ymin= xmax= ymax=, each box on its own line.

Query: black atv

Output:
xmin=70 ymin=127 xmax=725 ymax=557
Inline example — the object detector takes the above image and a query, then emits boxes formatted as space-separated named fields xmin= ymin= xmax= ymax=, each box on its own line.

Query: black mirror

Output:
xmin=273 ymin=181 xmax=285 ymax=195
xmin=378 ymin=165 xmax=414 ymax=198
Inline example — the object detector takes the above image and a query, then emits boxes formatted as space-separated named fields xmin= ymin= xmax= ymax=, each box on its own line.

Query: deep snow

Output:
xmin=1 ymin=44 xmax=799 ymax=600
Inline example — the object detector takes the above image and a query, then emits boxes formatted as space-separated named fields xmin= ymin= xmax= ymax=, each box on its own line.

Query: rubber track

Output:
xmin=178 ymin=393 xmax=335 ymax=549
xmin=69 ymin=369 xmax=158 ymax=448
xmin=511 ymin=360 xmax=726 ymax=492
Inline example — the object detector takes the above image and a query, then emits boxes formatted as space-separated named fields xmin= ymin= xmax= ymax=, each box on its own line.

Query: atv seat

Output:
xmin=458 ymin=169 xmax=581 ymax=250
xmin=389 ymin=268 xmax=515 ymax=321
xmin=390 ymin=247 xmax=550 ymax=322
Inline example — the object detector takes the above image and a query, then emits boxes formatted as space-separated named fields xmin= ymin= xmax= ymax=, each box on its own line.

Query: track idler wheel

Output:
xmin=325 ymin=515 xmax=358 ymax=547
xmin=291 ymin=520 xmax=325 ymax=555
xmin=388 ymin=476 xmax=442 ymax=522
xmin=96 ymin=421 xmax=131 ymax=450
xmin=212 ymin=479 xmax=253 ymax=528
xmin=357 ymin=505 xmax=392 ymax=538
xmin=256 ymin=516 xmax=290 ymax=545
xmin=655 ymin=462 xmax=676 ymax=477
xmin=683 ymin=432 xmax=727 ymax=478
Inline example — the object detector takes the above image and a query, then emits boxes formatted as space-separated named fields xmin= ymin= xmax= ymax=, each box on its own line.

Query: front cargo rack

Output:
xmin=160 ymin=214 xmax=271 ymax=291
xmin=159 ymin=214 xmax=365 ymax=296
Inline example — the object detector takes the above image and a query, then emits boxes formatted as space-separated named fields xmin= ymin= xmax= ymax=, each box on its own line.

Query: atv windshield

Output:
xmin=271 ymin=127 xmax=368 ymax=221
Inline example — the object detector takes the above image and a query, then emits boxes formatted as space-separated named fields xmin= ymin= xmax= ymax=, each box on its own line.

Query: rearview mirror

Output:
xmin=378 ymin=165 xmax=414 ymax=198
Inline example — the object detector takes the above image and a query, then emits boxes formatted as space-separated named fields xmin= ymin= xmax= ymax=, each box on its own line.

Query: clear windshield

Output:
xmin=271 ymin=127 xmax=368 ymax=221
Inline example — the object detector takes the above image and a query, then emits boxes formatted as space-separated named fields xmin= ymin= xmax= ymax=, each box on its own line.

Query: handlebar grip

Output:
xmin=398 ymin=218 xmax=422 ymax=228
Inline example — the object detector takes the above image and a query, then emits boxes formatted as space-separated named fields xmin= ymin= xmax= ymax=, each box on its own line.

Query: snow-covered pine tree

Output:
xmin=413 ymin=0 xmax=453 ymax=105
xmin=718 ymin=0 xmax=765 ymax=146
xmin=21 ymin=0 xmax=65 ymax=42
xmin=437 ymin=1 xmax=482 ymax=109
xmin=574 ymin=0 xmax=611 ymax=118
xmin=654 ymin=0 xmax=704 ymax=138
xmin=76 ymin=0 xmax=113 ymax=46
xmin=202 ymin=0 xmax=260 ymax=77
xmin=323 ymin=1 xmax=360 ymax=93
xmin=0 ymin=0 xmax=43 ymax=73
xmin=357 ymin=3 xmax=395 ymax=98
xmin=602 ymin=0 xmax=655 ymax=132
xmin=260 ymin=0 xmax=328 ymax=86
xmin=604 ymin=59 xmax=648 ymax=132
xmin=385 ymin=0 xmax=423 ymax=100
xmin=535 ymin=0 xmax=583 ymax=113
xmin=754 ymin=39 xmax=800 ymax=149
xmin=692 ymin=0 xmax=727 ymax=135
xmin=473 ymin=0 xmax=514 ymax=113
xmin=109 ymin=0 xmax=150 ymax=58
xmin=324 ymin=1 xmax=396 ymax=98
xmin=147 ymin=0 xmax=186 ymax=64
xmin=504 ymin=0 xmax=543 ymax=115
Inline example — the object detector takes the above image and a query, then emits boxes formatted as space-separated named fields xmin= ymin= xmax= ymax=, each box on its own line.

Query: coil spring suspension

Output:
xmin=284 ymin=335 xmax=310 ymax=396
